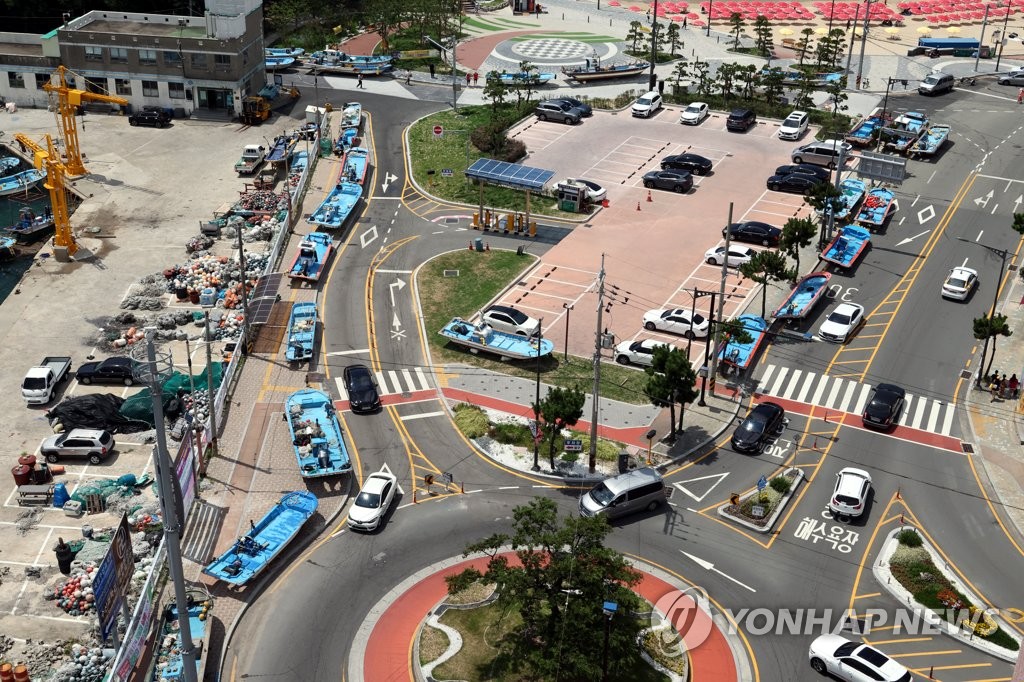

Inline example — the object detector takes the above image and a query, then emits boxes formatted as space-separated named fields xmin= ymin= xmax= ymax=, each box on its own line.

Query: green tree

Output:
xmin=446 ymin=499 xmax=646 ymax=680
xmin=780 ymin=216 xmax=819 ymax=281
xmin=517 ymin=60 xmax=538 ymax=105
xmin=823 ymin=28 xmax=847 ymax=67
xmin=716 ymin=318 xmax=755 ymax=375
xmin=482 ymin=70 xmax=510 ymax=112
xmin=754 ymin=16 xmax=774 ymax=58
xmin=534 ymin=385 xmax=586 ymax=470
xmin=644 ymin=345 xmax=699 ymax=438
xmin=264 ymin=0 xmax=308 ymax=33
xmin=761 ymin=66 xmax=786 ymax=105
xmin=736 ymin=63 xmax=760 ymax=100
xmin=362 ymin=0 xmax=406 ymax=51
xmin=728 ymin=11 xmax=746 ymax=50
xmin=626 ymin=20 xmax=646 ymax=52
xmin=671 ymin=59 xmax=691 ymax=94
xmin=691 ymin=59 xmax=711 ymax=95
xmin=824 ymin=75 xmax=849 ymax=117
xmin=740 ymin=250 xmax=795 ymax=319
xmin=805 ymin=181 xmax=844 ymax=248
xmin=798 ymin=27 xmax=815 ymax=66
xmin=715 ymin=61 xmax=741 ymax=99
xmin=666 ymin=22 xmax=683 ymax=55
xmin=974 ymin=313 xmax=1012 ymax=379
xmin=794 ymin=70 xmax=816 ymax=110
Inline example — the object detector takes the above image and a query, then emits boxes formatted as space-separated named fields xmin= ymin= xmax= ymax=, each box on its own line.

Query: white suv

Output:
xmin=631 ymin=91 xmax=663 ymax=118
xmin=778 ymin=110 xmax=809 ymax=140
xmin=40 ymin=429 xmax=116 ymax=465
xmin=481 ymin=305 xmax=540 ymax=336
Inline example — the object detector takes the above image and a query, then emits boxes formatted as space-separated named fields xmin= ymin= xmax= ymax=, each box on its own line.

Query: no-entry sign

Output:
xmin=433 ymin=125 xmax=443 ymax=137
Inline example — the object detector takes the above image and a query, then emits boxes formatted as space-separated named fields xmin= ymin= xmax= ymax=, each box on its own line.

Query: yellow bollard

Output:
xmin=472 ymin=212 xmax=479 ymax=229
xmin=529 ymin=221 xmax=538 ymax=237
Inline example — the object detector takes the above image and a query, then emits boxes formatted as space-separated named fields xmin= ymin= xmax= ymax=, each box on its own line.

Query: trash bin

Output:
xmin=617 ymin=452 xmax=631 ymax=474
xmin=11 ymin=465 xmax=31 ymax=486
xmin=474 ymin=237 xmax=484 ymax=252
xmin=52 ymin=482 xmax=69 ymax=509
xmin=55 ymin=538 xmax=73 ymax=575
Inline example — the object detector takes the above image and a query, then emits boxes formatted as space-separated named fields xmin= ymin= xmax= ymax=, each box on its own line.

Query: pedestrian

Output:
xmin=646 ymin=7 xmax=651 ymax=19
xmin=466 ymin=72 xmax=472 ymax=88
xmin=991 ymin=379 xmax=1001 ymax=401
xmin=1000 ymin=373 xmax=1009 ymax=397
xmin=406 ymin=70 xmax=412 ymax=85
xmin=1010 ymin=373 xmax=1019 ymax=398
xmin=356 ymin=73 xmax=364 ymax=89
xmin=683 ymin=17 xmax=688 ymax=28
xmin=536 ymin=2 xmax=542 ymax=17
xmin=473 ymin=71 xmax=479 ymax=87
xmin=1018 ymin=87 xmax=1024 ymax=103
xmin=429 ymin=62 xmax=436 ymax=79
xmin=847 ymin=19 xmax=852 ymax=30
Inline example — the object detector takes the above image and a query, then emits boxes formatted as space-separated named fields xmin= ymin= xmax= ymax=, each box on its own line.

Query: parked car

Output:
xmin=563 ymin=178 xmax=606 ymax=202
xmin=817 ymin=303 xmax=865 ymax=343
xmin=778 ymin=110 xmax=809 ymax=140
xmin=481 ymin=305 xmax=541 ymax=336
xmin=767 ymin=173 xmax=823 ymax=194
xmin=549 ymin=96 xmax=592 ymax=116
xmin=128 ymin=109 xmax=169 ymax=128
xmin=731 ymin=401 xmax=785 ymax=453
xmin=679 ymin=101 xmax=710 ymax=125
xmin=614 ymin=339 xmax=676 ymax=366
xmin=862 ymin=383 xmax=906 ymax=430
xmin=808 ymin=634 xmax=911 ymax=682
xmin=75 ymin=357 xmax=139 ymax=385
xmin=661 ymin=153 xmax=713 ymax=175
xmin=726 ymin=108 xmax=757 ymax=131
xmin=631 ymin=90 xmax=663 ymax=118
xmin=642 ymin=169 xmax=693 ymax=193
xmin=774 ymin=164 xmax=832 ymax=183
xmin=791 ymin=140 xmax=852 ymax=169
xmin=829 ymin=468 xmax=873 ymax=519
xmin=535 ymin=101 xmax=581 ymax=124
xmin=347 ymin=469 xmax=398 ymax=531
xmin=343 ymin=364 xmax=381 ymax=414
xmin=704 ymin=244 xmax=755 ymax=267
xmin=998 ymin=66 xmax=1024 ymax=86
xmin=941 ymin=266 xmax=978 ymax=300
xmin=642 ymin=308 xmax=709 ymax=338
xmin=723 ymin=221 xmax=782 ymax=246
xmin=40 ymin=429 xmax=115 ymax=465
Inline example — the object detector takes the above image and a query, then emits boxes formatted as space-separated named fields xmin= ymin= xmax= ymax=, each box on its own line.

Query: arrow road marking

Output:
xmin=680 ymin=551 xmax=757 ymax=593
xmin=389 ymin=278 xmax=407 ymax=306
xmin=896 ymin=230 xmax=930 ymax=246
xmin=381 ymin=171 xmax=398 ymax=193
xmin=392 ymin=311 xmax=402 ymax=331
xmin=1015 ymin=195 xmax=1022 ymax=213
xmin=974 ymin=189 xmax=994 ymax=208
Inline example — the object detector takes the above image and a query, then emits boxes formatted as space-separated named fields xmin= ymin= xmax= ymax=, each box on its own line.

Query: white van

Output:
xmin=918 ymin=72 xmax=954 ymax=95
xmin=579 ymin=467 xmax=667 ymax=519
xmin=791 ymin=140 xmax=852 ymax=169
xmin=632 ymin=91 xmax=663 ymax=118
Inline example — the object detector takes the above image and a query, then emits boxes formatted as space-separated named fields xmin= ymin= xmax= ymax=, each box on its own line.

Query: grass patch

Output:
xmin=420 ymin=251 xmax=653 ymax=405
xmin=453 ymin=402 xmax=490 ymax=438
xmin=419 ymin=624 xmax=451 ymax=665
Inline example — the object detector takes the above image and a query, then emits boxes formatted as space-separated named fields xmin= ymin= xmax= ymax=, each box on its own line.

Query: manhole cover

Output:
xmin=444 ymin=269 xmax=459 ymax=277
xmin=445 ymin=217 xmax=460 ymax=224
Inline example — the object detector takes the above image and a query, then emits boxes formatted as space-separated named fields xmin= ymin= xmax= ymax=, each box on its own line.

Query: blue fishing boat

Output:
xmin=5 ymin=205 xmax=54 ymax=242
xmin=285 ymin=302 xmax=317 ymax=363
xmin=308 ymin=50 xmax=393 ymax=75
xmin=147 ymin=589 xmax=213 ymax=680
xmin=265 ymin=56 xmax=296 ymax=71
xmin=287 ymin=149 xmax=308 ymax=194
xmin=821 ymin=225 xmax=871 ymax=269
xmin=333 ymin=126 xmax=358 ymax=156
xmin=817 ymin=178 xmax=866 ymax=221
xmin=340 ymin=102 xmax=362 ymax=129
xmin=439 ymin=317 xmax=555 ymax=360
xmin=0 ymin=157 xmax=20 ymax=175
xmin=493 ymin=71 xmax=556 ymax=86
xmin=307 ymin=182 xmax=362 ymax=229
xmin=342 ymin=147 xmax=369 ymax=185
xmin=203 ymin=491 xmax=319 ymax=585
xmin=773 ymin=272 xmax=832 ymax=321
xmin=286 ymin=389 xmax=352 ymax=477
xmin=910 ymin=124 xmax=950 ymax=157
xmin=718 ymin=315 xmax=769 ymax=373
xmin=0 ymin=168 xmax=45 ymax=197
xmin=265 ymin=47 xmax=305 ymax=58
xmin=881 ymin=111 xmax=929 ymax=154
xmin=288 ymin=233 xmax=334 ymax=282
xmin=266 ymin=134 xmax=297 ymax=164
xmin=844 ymin=109 xmax=886 ymax=147
xmin=562 ymin=56 xmax=649 ymax=82
xmin=855 ymin=187 xmax=896 ymax=228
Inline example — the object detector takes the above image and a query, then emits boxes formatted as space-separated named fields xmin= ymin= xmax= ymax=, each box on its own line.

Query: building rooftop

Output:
xmin=0 ymin=42 xmax=44 ymax=57
xmin=72 ymin=19 xmax=209 ymax=39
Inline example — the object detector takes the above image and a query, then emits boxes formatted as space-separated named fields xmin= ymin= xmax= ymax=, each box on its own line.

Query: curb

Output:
xmin=716 ymin=466 xmax=805 ymax=533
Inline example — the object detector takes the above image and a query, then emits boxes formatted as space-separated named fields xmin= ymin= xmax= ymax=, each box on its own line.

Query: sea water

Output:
xmin=0 ymin=192 xmax=51 ymax=304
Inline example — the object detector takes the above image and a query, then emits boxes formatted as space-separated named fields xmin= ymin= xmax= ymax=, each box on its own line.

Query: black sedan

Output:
xmin=660 ymin=153 xmax=713 ymax=176
xmin=774 ymin=164 xmax=831 ymax=183
xmin=731 ymin=401 xmax=786 ymax=453
xmin=722 ymin=221 xmax=782 ymax=246
xmin=344 ymin=364 xmax=381 ymax=414
xmin=642 ymin=170 xmax=693 ymax=193
xmin=767 ymin=173 xmax=824 ymax=194
xmin=862 ymin=383 xmax=905 ymax=429
xmin=75 ymin=357 xmax=139 ymax=385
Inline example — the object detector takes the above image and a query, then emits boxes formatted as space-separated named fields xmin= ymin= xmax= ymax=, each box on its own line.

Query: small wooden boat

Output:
xmin=910 ymin=124 xmax=950 ymax=157
xmin=5 ymin=206 xmax=54 ymax=242
xmin=288 ymin=233 xmax=334 ymax=282
xmin=285 ymin=302 xmax=317 ymax=363
xmin=855 ymin=187 xmax=896 ymax=227
xmin=286 ymin=389 xmax=352 ymax=477
xmin=820 ymin=225 xmax=871 ymax=269
xmin=718 ymin=315 xmax=769 ymax=374
xmin=342 ymin=147 xmax=369 ymax=185
xmin=147 ymin=588 xmax=213 ymax=681
xmin=816 ymin=178 xmax=866 ymax=221
xmin=439 ymin=317 xmax=554 ymax=360
xmin=492 ymin=71 xmax=556 ymax=86
xmin=773 ymin=272 xmax=832 ymax=321
xmin=562 ymin=56 xmax=649 ymax=82
xmin=307 ymin=182 xmax=362 ymax=229
xmin=265 ymin=47 xmax=305 ymax=58
xmin=309 ymin=50 xmax=393 ymax=75
xmin=0 ymin=168 xmax=45 ymax=197
xmin=340 ymin=102 xmax=362 ymax=129
xmin=265 ymin=56 xmax=296 ymax=71
xmin=266 ymin=134 xmax=298 ymax=164
xmin=844 ymin=108 xmax=886 ymax=147
xmin=203 ymin=491 xmax=319 ymax=585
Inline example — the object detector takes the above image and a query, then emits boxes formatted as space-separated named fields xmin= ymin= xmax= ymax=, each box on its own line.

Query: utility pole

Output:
xmin=708 ymin=203 xmax=732 ymax=382
xmin=532 ymin=318 xmax=544 ymax=472
xmin=204 ymin=311 xmax=218 ymax=466
xmin=423 ymin=35 xmax=459 ymax=112
xmin=589 ymin=254 xmax=606 ymax=474
xmin=234 ymin=225 xmax=252 ymax=354
xmin=648 ymin=0 xmax=661 ymax=91
xmin=975 ymin=4 xmax=991 ymax=73
xmin=995 ymin=1 xmax=1012 ymax=71
xmin=845 ymin=3 xmax=861 ymax=77
xmin=855 ymin=0 xmax=874 ymax=89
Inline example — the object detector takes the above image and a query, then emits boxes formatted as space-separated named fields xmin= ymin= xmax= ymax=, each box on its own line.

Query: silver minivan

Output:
xmin=791 ymin=140 xmax=852 ymax=169
xmin=918 ymin=72 xmax=954 ymax=95
xmin=579 ymin=467 xmax=667 ymax=519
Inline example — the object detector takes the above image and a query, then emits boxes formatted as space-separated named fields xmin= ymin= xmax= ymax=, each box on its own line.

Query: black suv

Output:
xmin=129 ymin=108 xmax=170 ymax=127
xmin=726 ymin=108 xmax=757 ymax=132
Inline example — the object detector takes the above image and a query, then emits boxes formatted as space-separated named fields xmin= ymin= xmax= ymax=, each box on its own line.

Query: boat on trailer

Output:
xmin=820 ymin=225 xmax=871 ymax=269
xmin=341 ymin=147 xmax=369 ymax=185
xmin=286 ymin=388 xmax=352 ymax=477
xmin=718 ymin=315 xmax=769 ymax=374
xmin=773 ymin=272 xmax=832 ymax=321
xmin=439 ymin=317 xmax=554 ymax=360
xmin=287 ymin=232 xmax=334 ymax=282
xmin=562 ymin=56 xmax=649 ymax=82
xmin=307 ymin=182 xmax=362 ymax=229
xmin=855 ymin=187 xmax=896 ymax=228
xmin=910 ymin=124 xmax=950 ymax=157
xmin=285 ymin=302 xmax=317 ymax=363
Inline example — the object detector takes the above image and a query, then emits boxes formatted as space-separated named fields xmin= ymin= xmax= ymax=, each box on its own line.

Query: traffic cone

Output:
xmin=468 ymin=241 xmax=473 ymax=250
xmin=636 ymin=201 xmax=641 ymax=211
xmin=413 ymin=489 xmax=418 ymax=504
xmin=485 ymin=241 xmax=490 ymax=251
xmin=647 ymin=190 xmax=653 ymax=202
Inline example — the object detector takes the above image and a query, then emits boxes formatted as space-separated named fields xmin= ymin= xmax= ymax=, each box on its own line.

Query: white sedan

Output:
xmin=941 ymin=266 xmax=978 ymax=300
xmin=808 ymin=634 xmax=910 ymax=682
xmin=817 ymin=302 xmax=865 ymax=343
xmin=642 ymin=308 xmax=710 ymax=338
xmin=348 ymin=469 xmax=398 ymax=531
xmin=564 ymin=178 xmax=607 ymax=203
xmin=828 ymin=467 xmax=872 ymax=519
xmin=704 ymin=244 xmax=755 ymax=267
xmin=679 ymin=101 xmax=710 ymax=125
xmin=614 ymin=339 xmax=676 ymax=367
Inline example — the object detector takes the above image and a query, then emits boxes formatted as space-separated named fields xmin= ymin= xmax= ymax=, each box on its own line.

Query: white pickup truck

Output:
xmin=22 ymin=356 xmax=72 ymax=404
xmin=234 ymin=144 xmax=266 ymax=175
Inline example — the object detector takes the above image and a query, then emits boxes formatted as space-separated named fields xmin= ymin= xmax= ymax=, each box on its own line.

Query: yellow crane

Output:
xmin=43 ymin=65 xmax=129 ymax=177
xmin=14 ymin=133 xmax=78 ymax=260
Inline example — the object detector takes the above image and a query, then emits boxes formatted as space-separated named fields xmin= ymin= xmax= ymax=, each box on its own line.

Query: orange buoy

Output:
xmin=12 ymin=665 xmax=28 ymax=682
xmin=1 ymin=662 xmax=14 ymax=682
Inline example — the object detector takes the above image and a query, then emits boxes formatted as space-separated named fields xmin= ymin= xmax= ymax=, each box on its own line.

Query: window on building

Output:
xmin=190 ymin=53 xmax=207 ymax=68
xmin=169 ymin=82 xmax=186 ymax=99
xmin=8 ymin=72 xmax=26 ymax=89
xmin=110 ymin=47 xmax=128 ymax=63
xmin=35 ymin=73 xmax=50 ymax=89
xmin=164 ymin=51 xmax=182 ymax=66
xmin=142 ymin=81 xmax=158 ymax=97
xmin=214 ymin=54 xmax=231 ymax=70
xmin=115 ymin=79 xmax=131 ymax=96
xmin=85 ymin=46 xmax=104 ymax=61
xmin=139 ymin=49 xmax=157 ymax=65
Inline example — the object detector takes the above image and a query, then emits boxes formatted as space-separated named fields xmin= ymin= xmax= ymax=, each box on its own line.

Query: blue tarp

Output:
xmin=918 ymin=37 xmax=979 ymax=48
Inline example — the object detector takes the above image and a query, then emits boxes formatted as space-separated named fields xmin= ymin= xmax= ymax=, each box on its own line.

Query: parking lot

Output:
xmin=494 ymin=104 xmax=821 ymax=366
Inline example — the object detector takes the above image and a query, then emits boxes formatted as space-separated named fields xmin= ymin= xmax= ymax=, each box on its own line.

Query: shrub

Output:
xmin=452 ymin=403 xmax=489 ymax=438
xmin=769 ymin=475 xmax=792 ymax=494
xmin=897 ymin=529 xmax=923 ymax=547
xmin=490 ymin=421 xmax=532 ymax=447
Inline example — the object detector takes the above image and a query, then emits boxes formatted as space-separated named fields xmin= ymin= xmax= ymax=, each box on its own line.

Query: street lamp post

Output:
xmin=601 ymin=601 xmax=618 ymax=682
xmin=562 ymin=303 xmax=574 ymax=361
xmin=649 ymin=0 xmax=660 ymax=91
xmin=691 ymin=290 xmax=717 ymax=406
xmin=995 ymin=1 xmax=1012 ymax=71
xmin=959 ymin=239 xmax=1009 ymax=386
xmin=706 ymin=0 xmax=714 ymax=36
xmin=532 ymin=318 xmax=544 ymax=471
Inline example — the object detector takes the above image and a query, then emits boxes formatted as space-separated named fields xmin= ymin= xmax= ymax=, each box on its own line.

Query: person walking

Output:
xmin=465 ymin=72 xmax=472 ymax=88
xmin=356 ymin=73 xmax=364 ymax=89
xmin=1018 ymin=87 xmax=1024 ymax=103
xmin=473 ymin=72 xmax=479 ymax=87
xmin=1009 ymin=373 xmax=1019 ymax=398
xmin=429 ymin=62 xmax=436 ymax=79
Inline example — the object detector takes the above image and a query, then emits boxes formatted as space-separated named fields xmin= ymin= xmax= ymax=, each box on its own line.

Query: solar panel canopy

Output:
xmin=465 ymin=158 xmax=555 ymax=191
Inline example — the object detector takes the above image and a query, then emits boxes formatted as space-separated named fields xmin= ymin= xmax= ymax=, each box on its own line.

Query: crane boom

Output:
xmin=13 ymin=132 xmax=78 ymax=258
xmin=42 ymin=66 xmax=129 ymax=177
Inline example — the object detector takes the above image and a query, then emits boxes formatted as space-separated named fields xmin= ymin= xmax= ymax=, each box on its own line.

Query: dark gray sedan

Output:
xmin=642 ymin=170 xmax=693 ymax=193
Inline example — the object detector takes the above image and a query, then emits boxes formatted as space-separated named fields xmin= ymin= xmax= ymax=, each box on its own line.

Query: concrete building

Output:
xmin=0 ymin=0 xmax=267 ymax=117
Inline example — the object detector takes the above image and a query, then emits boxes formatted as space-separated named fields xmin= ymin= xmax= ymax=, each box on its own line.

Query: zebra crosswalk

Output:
xmin=757 ymin=364 xmax=957 ymax=436
xmin=335 ymin=367 xmax=433 ymax=402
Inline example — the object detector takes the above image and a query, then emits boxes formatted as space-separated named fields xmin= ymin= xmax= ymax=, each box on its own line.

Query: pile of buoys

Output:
xmin=49 ymin=565 xmax=97 ymax=616
xmin=864 ymin=195 xmax=882 ymax=208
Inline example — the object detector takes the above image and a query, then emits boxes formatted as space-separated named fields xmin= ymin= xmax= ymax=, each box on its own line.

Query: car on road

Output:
xmin=774 ymin=164 xmax=832 ymax=183
xmin=778 ymin=110 xmax=809 ymax=140
xmin=731 ymin=401 xmax=785 ymax=453
xmin=808 ymin=634 xmax=911 ymax=682
xmin=642 ymin=169 xmax=693 ymax=193
xmin=941 ymin=266 xmax=978 ymax=300
xmin=726 ymin=108 xmax=757 ymax=131
xmin=563 ymin=178 xmax=606 ymax=203
xmin=723 ymin=221 xmax=782 ymax=246
xmin=348 ymin=469 xmax=398 ymax=531
xmin=829 ymin=467 xmax=873 ymax=519
xmin=767 ymin=172 xmax=823 ymax=194
xmin=548 ymin=96 xmax=592 ymax=116
xmin=481 ymin=305 xmax=541 ymax=336
xmin=998 ymin=67 xmax=1024 ymax=85
xmin=632 ymin=90 xmax=663 ymax=118
xmin=862 ymin=383 xmax=906 ymax=430
xmin=343 ymin=364 xmax=381 ymax=414
xmin=679 ymin=101 xmax=710 ymax=125
xmin=817 ymin=302 xmax=865 ymax=343
xmin=535 ymin=100 xmax=582 ymax=124
xmin=661 ymin=153 xmax=713 ymax=175
xmin=75 ymin=357 xmax=139 ymax=385
xmin=129 ymin=109 xmax=170 ymax=127
xmin=40 ymin=428 xmax=115 ymax=465
xmin=642 ymin=308 xmax=709 ymax=338
xmin=614 ymin=339 xmax=676 ymax=366
xmin=704 ymin=244 xmax=755 ymax=267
